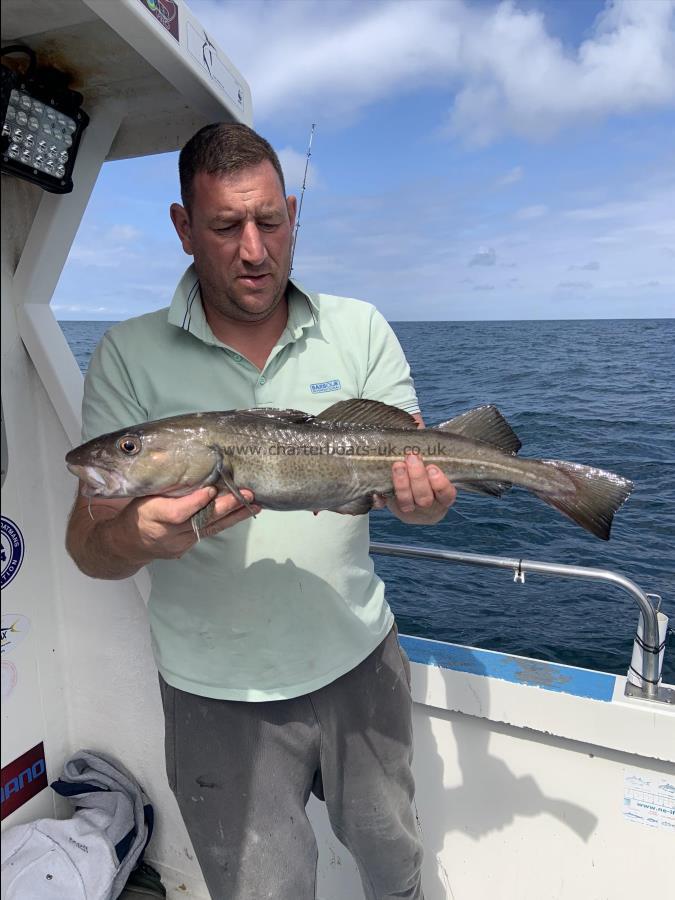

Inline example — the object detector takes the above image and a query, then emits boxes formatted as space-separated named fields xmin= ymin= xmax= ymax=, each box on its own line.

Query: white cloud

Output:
xmin=69 ymin=224 xmax=142 ymax=268
xmin=577 ymin=197 xmax=675 ymax=246
xmin=497 ymin=166 xmax=524 ymax=186
xmin=565 ymin=200 xmax=644 ymax=221
xmin=447 ymin=0 xmax=675 ymax=145
xmin=558 ymin=281 xmax=593 ymax=290
xmin=193 ymin=0 xmax=675 ymax=143
xmin=107 ymin=224 xmax=142 ymax=241
xmin=52 ymin=304 xmax=118 ymax=314
xmin=277 ymin=146 xmax=319 ymax=193
xmin=469 ymin=247 xmax=497 ymax=266
xmin=569 ymin=260 xmax=600 ymax=271
xmin=69 ymin=245 xmax=135 ymax=268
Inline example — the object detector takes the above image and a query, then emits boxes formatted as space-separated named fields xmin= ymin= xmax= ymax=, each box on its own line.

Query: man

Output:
xmin=66 ymin=123 xmax=456 ymax=899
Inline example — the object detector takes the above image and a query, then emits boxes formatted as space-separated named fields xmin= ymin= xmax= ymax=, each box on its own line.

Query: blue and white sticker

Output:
xmin=310 ymin=379 xmax=342 ymax=394
xmin=624 ymin=769 xmax=675 ymax=831
xmin=1 ymin=518 xmax=24 ymax=590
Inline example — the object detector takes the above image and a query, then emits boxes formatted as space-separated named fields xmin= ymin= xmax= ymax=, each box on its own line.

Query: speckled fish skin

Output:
xmin=65 ymin=400 xmax=634 ymax=539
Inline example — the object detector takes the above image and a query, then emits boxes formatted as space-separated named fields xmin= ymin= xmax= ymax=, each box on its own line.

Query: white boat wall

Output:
xmin=1 ymin=2 xmax=673 ymax=898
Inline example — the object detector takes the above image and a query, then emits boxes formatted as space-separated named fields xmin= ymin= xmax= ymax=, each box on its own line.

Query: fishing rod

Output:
xmin=289 ymin=123 xmax=316 ymax=274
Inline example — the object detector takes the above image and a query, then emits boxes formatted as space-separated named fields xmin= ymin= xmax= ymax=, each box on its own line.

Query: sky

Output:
xmin=52 ymin=0 xmax=675 ymax=321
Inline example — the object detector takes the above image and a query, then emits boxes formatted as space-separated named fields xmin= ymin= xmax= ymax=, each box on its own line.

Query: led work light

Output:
xmin=1 ymin=45 xmax=89 ymax=194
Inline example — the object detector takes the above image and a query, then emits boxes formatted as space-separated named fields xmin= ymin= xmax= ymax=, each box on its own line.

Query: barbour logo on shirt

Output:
xmin=309 ymin=379 xmax=341 ymax=394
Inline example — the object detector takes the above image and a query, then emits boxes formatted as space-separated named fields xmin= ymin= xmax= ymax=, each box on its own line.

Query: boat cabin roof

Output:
xmin=2 ymin=0 xmax=251 ymax=160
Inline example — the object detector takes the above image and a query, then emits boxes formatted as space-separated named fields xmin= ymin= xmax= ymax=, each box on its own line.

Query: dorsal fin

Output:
xmin=237 ymin=407 xmax=313 ymax=424
xmin=317 ymin=399 xmax=418 ymax=429
xmin=437 ymin=405 xmax=522 ymax=454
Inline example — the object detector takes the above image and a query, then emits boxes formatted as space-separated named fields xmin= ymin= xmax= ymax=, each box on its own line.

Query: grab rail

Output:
xmin=369 ymin=542 xmax=672 ymax=704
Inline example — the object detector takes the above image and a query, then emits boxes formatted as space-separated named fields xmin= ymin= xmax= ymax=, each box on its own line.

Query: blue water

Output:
xmin=60 ymin=318 xmax=675 ymax=679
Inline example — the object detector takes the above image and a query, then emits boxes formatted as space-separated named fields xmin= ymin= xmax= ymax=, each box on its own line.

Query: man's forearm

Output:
xmin=66 ymin=506 xmax=152 ymax=580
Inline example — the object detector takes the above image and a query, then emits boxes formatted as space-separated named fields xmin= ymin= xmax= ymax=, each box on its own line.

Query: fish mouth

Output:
xmin=66 ymin=463 xmax=129 ymax=497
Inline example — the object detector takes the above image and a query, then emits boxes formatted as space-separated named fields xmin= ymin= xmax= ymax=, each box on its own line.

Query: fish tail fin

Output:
xmin=535 ymin=460 xmax=633 ymax=540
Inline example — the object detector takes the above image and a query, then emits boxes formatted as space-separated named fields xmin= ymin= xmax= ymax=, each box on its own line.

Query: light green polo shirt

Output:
xmin=82 ymin=265 xmax=419 ymax=701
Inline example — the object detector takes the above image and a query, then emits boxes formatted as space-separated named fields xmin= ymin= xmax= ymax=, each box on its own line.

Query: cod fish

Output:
xmin=65 ymin=400 xmax=633 ymax=540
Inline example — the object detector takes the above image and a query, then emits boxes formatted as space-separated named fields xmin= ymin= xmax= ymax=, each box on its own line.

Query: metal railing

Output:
xmin=370 ymin=542 xmax=673 ymax=704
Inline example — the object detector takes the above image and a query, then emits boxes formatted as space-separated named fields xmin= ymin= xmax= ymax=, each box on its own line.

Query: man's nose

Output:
xmin=239 ymin=221 xmax=267 ymax=266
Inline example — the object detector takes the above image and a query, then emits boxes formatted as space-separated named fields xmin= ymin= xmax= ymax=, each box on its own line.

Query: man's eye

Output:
xmin=259 ymin=222 xmax=280 ymax=231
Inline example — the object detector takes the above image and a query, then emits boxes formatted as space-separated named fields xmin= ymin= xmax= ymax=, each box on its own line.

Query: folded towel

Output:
xmin=1 ymin=749 xmax=153 ymax=900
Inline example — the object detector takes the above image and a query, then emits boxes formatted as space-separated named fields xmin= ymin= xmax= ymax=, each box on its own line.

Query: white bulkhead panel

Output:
xmin=1 ymin=2 xmax=250 ymax=892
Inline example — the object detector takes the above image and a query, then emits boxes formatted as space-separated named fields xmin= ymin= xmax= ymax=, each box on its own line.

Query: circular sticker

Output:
xmin=1 ymin=517 xmax=25 ymax=589
xmin=1 ymin=614 xmax=31 ymax=655
xmin=1 ymin=660 xmax=18 ymax=700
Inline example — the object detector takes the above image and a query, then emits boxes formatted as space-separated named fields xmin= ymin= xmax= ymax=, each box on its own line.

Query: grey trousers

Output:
xmin=158 ymin=626 xmax=423 ymax=899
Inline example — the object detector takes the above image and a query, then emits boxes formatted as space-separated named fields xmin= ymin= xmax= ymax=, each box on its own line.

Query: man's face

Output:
xmin=170 ymin=161 xmax=297 ymax=323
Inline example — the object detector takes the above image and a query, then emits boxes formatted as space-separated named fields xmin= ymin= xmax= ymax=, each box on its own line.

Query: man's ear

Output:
xmin=286 ymin=194 xmax=298 ymax=232
xmin=170 ymin=203 xmax=193 ymax=255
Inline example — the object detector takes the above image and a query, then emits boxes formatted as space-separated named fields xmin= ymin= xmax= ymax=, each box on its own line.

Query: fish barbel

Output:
xmin=65 ymin=400 xmax=633 ymax=540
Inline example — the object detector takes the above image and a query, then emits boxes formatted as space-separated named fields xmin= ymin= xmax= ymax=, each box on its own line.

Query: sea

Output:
xmin=59 ymin=318 xmax=675 ymax=680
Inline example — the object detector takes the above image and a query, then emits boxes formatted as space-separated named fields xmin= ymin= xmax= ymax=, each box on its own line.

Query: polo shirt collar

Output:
xmin=167 ymin=264 xmax=318 ymax=349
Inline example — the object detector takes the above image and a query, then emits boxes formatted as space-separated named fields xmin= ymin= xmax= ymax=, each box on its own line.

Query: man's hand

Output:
xmin=123 ymin=487 xmax=260 ymax=559
xmin=376 ymin=453 xmax=456 ymax=525
xmin=66 ymin=485 xmax=261 ymax=580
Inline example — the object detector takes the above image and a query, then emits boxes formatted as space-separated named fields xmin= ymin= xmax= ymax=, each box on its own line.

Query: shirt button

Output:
xmin=258 ymin=376 xmax=266 ymax=385
xmin=233 ymin=353 xmax=242 ymax=362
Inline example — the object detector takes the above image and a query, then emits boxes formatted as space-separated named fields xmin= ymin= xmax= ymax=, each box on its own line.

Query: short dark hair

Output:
xmin=178 ymin=122 xmax=286 ymax=210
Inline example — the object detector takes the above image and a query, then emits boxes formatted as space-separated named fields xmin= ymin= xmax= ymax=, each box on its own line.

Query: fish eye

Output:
xmin=116 ymin=435 xmax=141 ymax=456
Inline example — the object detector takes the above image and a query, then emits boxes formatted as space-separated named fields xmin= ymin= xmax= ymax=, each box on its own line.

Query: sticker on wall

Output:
xmin=1 ymin=742 xmax=48 ymax=820
xmin=1 ymin=614 xmax=31 ymax=655
xmin=1 ymin=517 xmax=25 ymax=589
xmin=624 ymin=769 xmax=675 ymax=831
xmin=1 ymin=660 xmax=17 ymax=700
xmin=186 ymin=20 xmax=245 ymax=109
xmin=137 ymin=0 xmax=179 ymax=42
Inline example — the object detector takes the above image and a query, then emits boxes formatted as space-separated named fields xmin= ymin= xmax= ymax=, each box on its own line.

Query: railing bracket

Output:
xmin=624 ymin=681 xmax=675 ymax=705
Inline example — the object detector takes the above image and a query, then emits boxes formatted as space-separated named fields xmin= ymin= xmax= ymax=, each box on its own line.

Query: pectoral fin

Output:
xmin=217 ymin=469 xmax=258 ymax=517
xmin=330 ymin=495 xmax=375 ymax=515
xmin=190 ymin=499 xmax=216 ymax=541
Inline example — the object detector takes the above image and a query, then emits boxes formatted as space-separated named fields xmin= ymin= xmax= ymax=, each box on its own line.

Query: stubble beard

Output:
xmin=197 ymin=265 xmax=290 ymax=324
